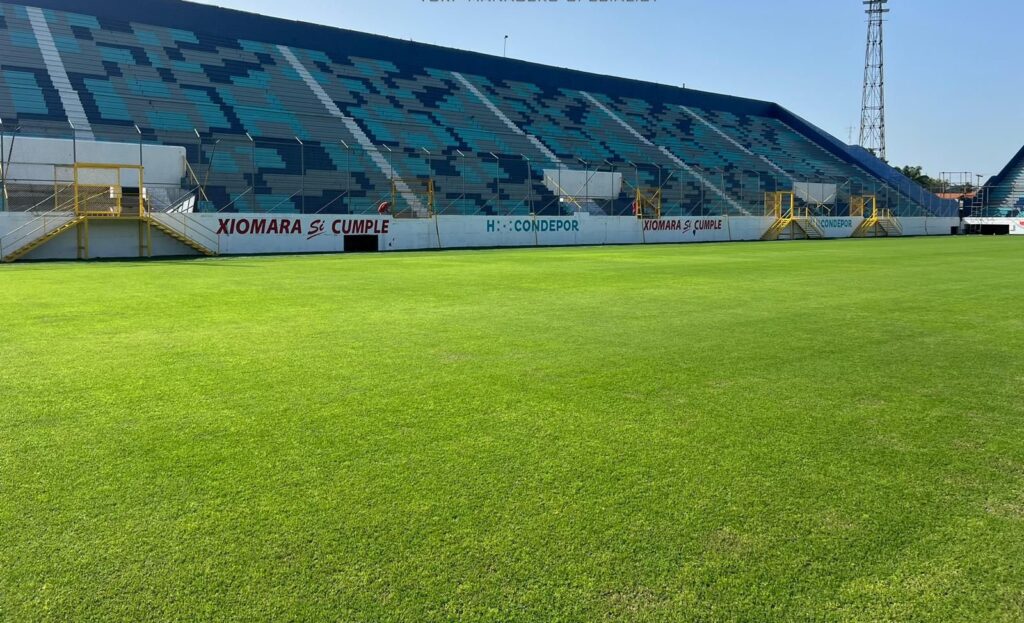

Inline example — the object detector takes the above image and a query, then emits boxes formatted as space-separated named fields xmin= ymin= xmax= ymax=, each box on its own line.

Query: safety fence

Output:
xmin=0 ymin=121 xmax=958 ymax=219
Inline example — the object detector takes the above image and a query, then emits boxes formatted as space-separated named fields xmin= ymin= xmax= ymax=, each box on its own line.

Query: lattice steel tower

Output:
xmin=859 ymin=0 xmax=889 ymax=160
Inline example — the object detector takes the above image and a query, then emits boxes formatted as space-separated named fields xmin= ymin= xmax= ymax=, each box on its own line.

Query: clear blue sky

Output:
xmin=194 ymin=0 xmax=1022 ymax=179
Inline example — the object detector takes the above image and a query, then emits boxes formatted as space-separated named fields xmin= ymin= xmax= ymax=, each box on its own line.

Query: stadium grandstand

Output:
xmin=980 ymin=146 xmax=1024 ymax=217
xmin=0 ymin=0 xmax=960 ymax=260
xmin=959 ymin=146 xmax=1024 ymax=234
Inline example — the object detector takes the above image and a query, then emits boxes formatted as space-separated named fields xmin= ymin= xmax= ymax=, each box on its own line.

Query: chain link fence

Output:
xmin=0 ymin=120 xmax=957 ymax=219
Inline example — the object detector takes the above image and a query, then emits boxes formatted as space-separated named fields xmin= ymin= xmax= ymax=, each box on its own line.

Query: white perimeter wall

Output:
xmin=0 ymin=213 xmax=962 ymax=260
xmin=200 ymin=214 xmax=768 ymax=254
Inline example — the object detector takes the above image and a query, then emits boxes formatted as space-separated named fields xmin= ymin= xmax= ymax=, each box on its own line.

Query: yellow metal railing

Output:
xmin=55 ymin=162 xmax=146 ymax=218
xmin=635 ymin=187 xmax=662 ymax=219
xmin=0 ymin=209 xmax=82 ymax=262
xmin=543 ymin=174 xmax=586 ymax=214
xmin=851 ymin=195 xmax=876 ymax=219
xmin=764 ymin=191 xmax=795 ymax=219
xmin=76 ymin=185 xmax=121 ymax=216
xmin=852 ymin=199 xmax=903 ymax=237
xmin=147 ymin=212 xmax=220 ymax=256
xmin=762 ymin=191 xmax=829 ymax=240
xmin=390 ymin=178 xmax=435 ymax=217
xmin=879 ymin=208 xmax=903 ymax=235
xmin=421 ymin=178 xmax=436 ymax=217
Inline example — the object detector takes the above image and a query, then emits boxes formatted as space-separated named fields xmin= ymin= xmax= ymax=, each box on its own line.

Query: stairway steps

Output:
xmin=852 ymin=216 xmax=902 ymax=238
xmin=147 ymin=218 xmax=217 ymax=256
xmin=3 ymin=215 xmax=219 ymax=262
xmin=762 ymin=216 xmax=827 ymax=241
xmin=2 ymin=217 xmax=82 ymax=262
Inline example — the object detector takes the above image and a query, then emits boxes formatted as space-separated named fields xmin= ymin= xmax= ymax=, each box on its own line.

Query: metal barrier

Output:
xmin=0 ymin=121 xmax=958 ymax=220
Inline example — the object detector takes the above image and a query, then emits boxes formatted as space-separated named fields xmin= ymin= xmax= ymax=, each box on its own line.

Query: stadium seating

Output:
xmin=0 ymin=0 xmax=955 ymax=217
xmin=985 ymin=152 xmax=1024 ymax=216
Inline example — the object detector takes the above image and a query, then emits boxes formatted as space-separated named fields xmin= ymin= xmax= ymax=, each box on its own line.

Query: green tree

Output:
xmin=895 ymin=165 xmax=952 ymax=192
xmin=897 ymin=165 xmax=931 ymax=186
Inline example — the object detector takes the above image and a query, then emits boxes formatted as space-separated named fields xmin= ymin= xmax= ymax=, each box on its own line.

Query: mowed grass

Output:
xmin=1 ymin=237 xmax=1023 ymax=622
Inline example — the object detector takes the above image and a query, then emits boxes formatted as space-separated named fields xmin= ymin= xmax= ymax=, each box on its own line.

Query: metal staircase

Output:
xmin=761 ymin=191 xmax=827 ymax=241
xmin=2 ymin=163 xmax=219 ymax=262
xmin=145 ymin=212 xmax=218 ymax=257
xmin=851 ymin=195 xmax=902 ymax=237
xmin=1 ymin=211 xmax=82 ymax=262
xmin=762 ymin=216 xmax=826 ymax=241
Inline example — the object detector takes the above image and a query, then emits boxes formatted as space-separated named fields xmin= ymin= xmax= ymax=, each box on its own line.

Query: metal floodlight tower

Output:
xmin=859 ymin=0 xmax=889 ymax=161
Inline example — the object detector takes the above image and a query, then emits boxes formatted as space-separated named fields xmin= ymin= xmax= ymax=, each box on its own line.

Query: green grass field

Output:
xmin=2 ymin=237 xmax=1023 ymax=622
